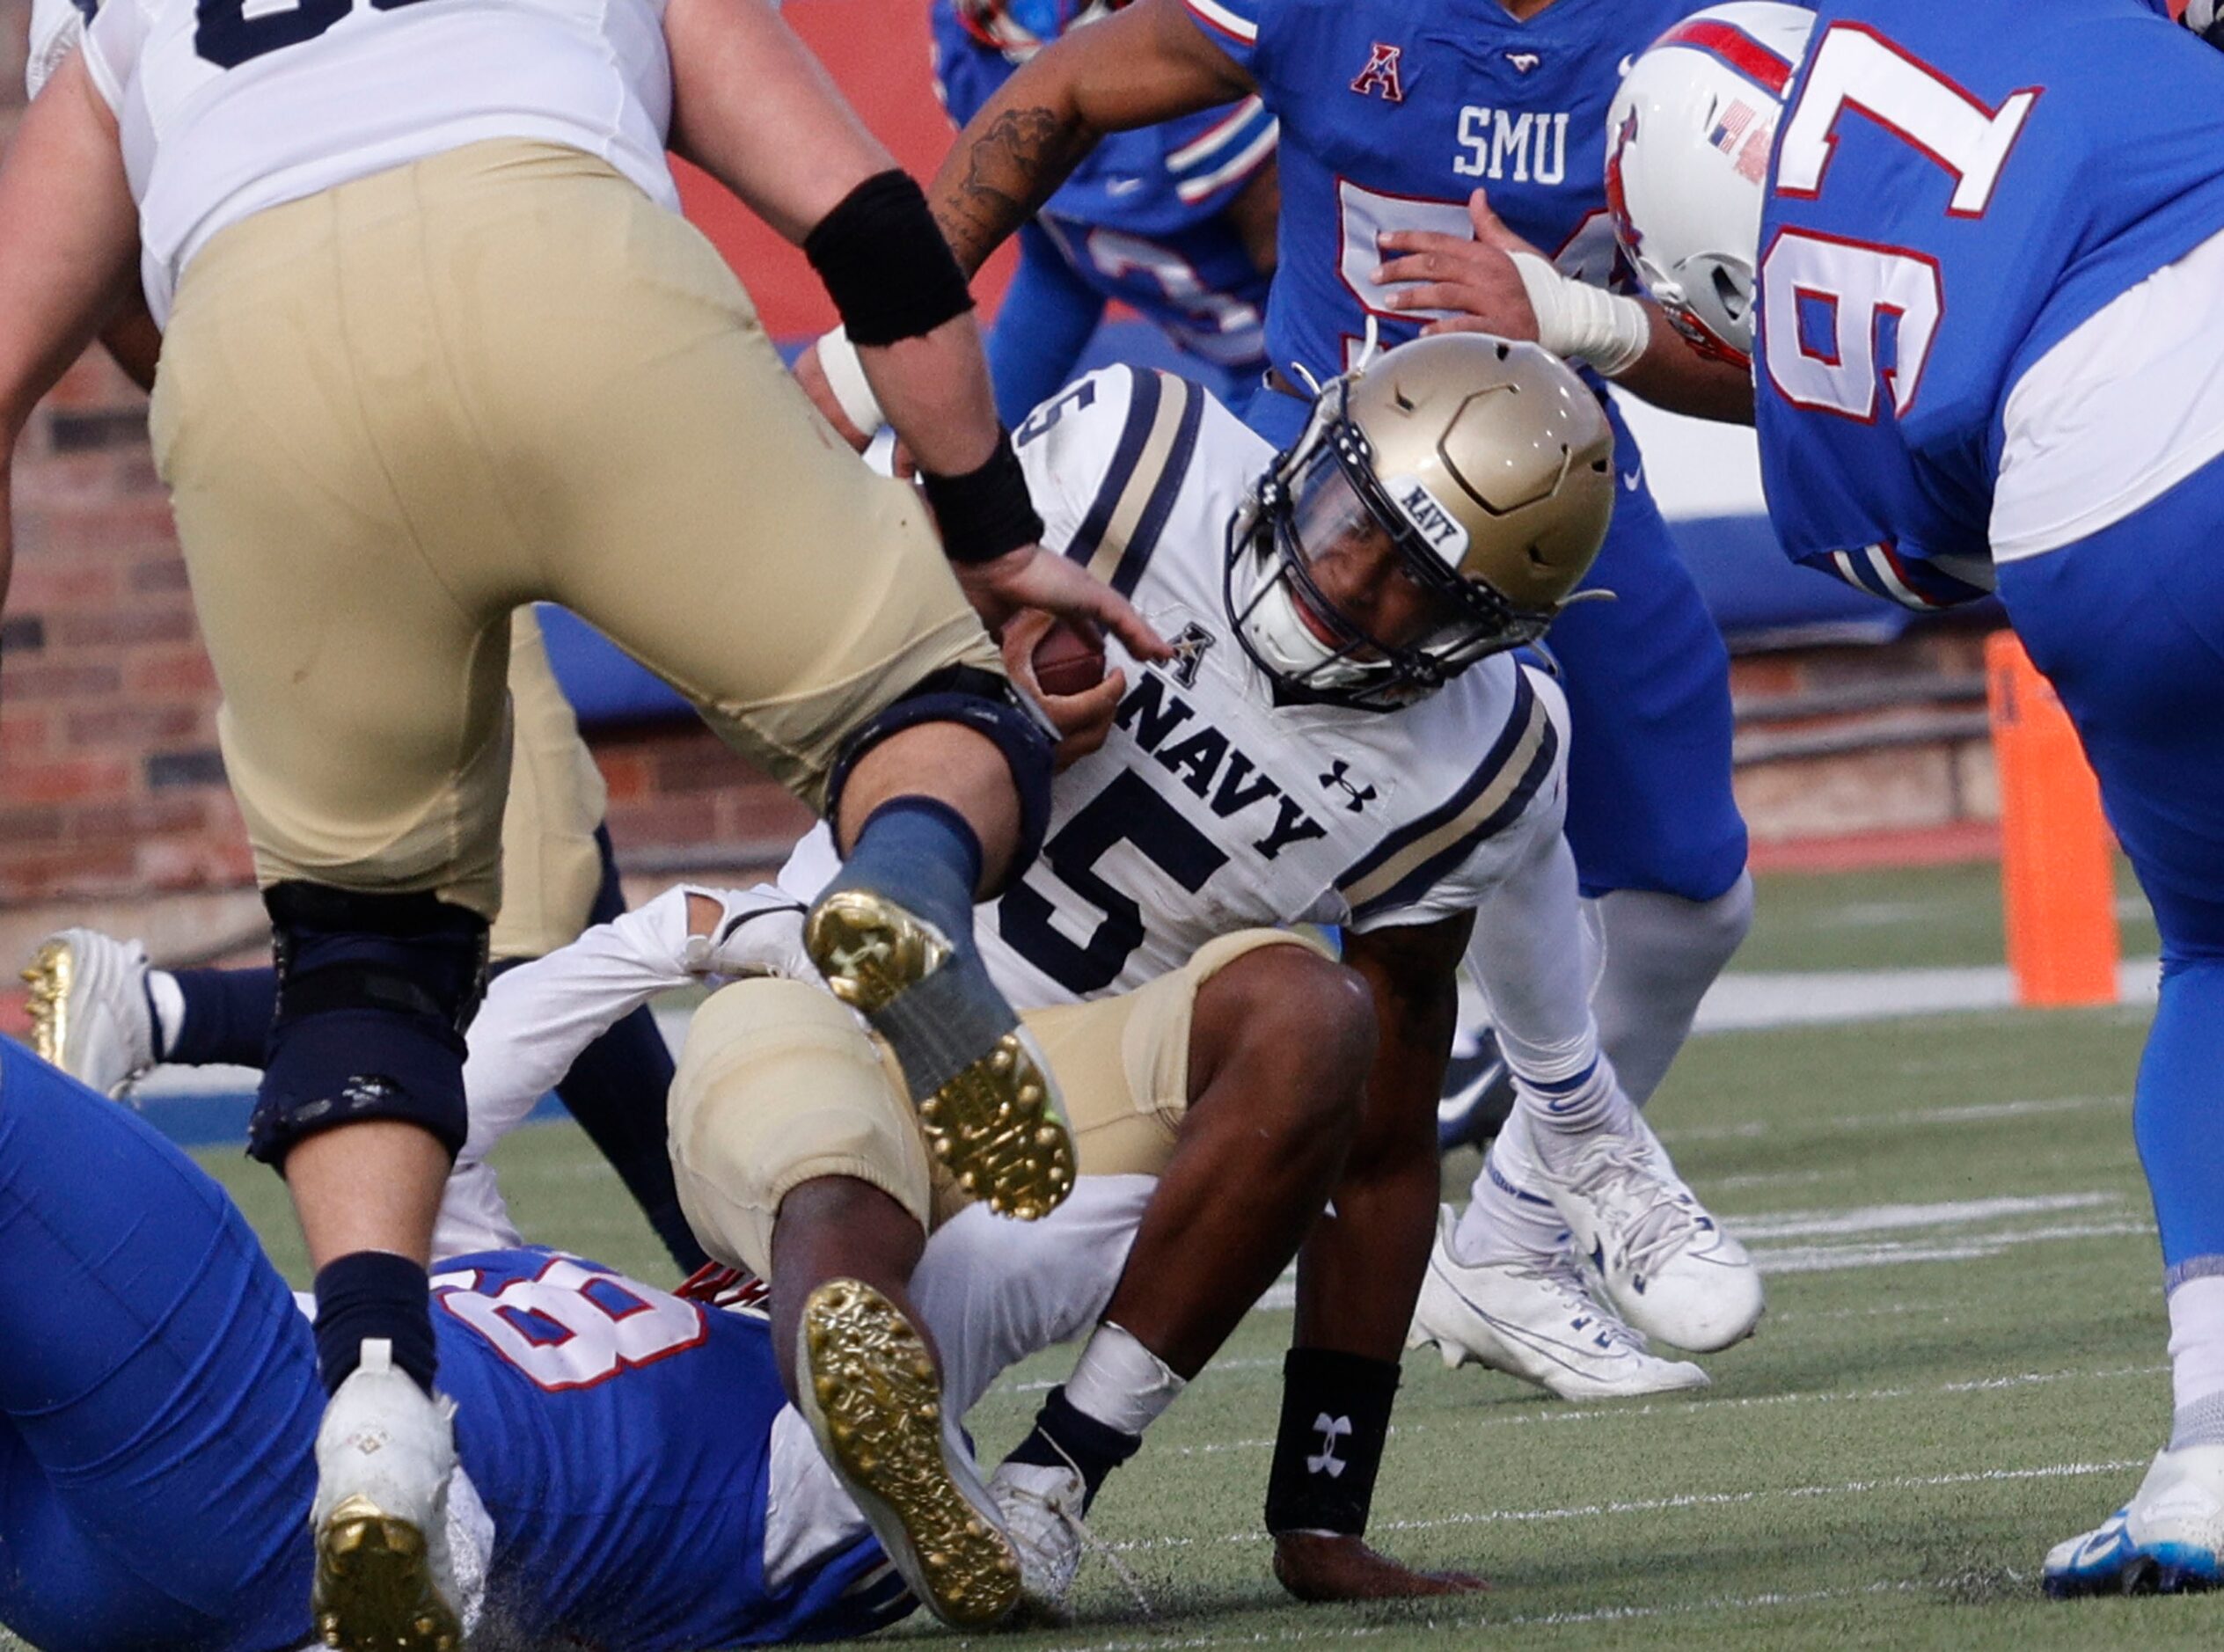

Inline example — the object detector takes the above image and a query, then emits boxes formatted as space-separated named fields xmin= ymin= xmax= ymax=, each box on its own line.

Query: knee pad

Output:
xmin=823 ymin=665 xmax=1057 ymax=888
xmin=248 ymin=883 xmax=491 ymax=1168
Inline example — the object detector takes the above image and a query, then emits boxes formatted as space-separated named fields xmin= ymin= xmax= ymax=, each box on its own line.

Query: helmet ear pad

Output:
xmin=1225 ymin=334 xmax=1615 ymax=713
xmin=1605 ymin=2 xmax=1818 ymax=363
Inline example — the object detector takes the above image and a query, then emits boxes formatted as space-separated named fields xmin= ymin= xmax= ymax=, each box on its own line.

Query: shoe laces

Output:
xmin=999 ymin=1437 xmax=1154 ymax=1620
xmin=1566 ymin=1140 xmax=1704 ymax=1281
xmin=1525 ymin=1253 xmax=1650 ymax=1353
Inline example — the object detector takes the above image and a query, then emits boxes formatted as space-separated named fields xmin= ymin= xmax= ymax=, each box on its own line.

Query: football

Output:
xmin=1030 ymin=617 xmax=1108 ymax=697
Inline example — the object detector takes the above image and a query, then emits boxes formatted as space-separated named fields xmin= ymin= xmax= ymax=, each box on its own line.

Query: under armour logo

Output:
xmin=1169 ymin=621 xmax=1216 ymax=689
xmin=1307 ymin=1413 xmax=1352 ymax=1477
xmin=1505 ymin=49 xmax=1541 ymax=73
xmin=1350 ymin=41 xmax=1405 ymax=102
xmin=1319 ymin=759 xmax=1377 ymax=813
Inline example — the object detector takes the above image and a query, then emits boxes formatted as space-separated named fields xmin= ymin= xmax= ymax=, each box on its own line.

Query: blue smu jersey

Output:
xmin=1754 ymin=0 xmax=2224 ymax=583
xmin=933 ymin=4 xmax=1274 ymax=365
xmin=430 ymin=1250 xmax=908 ymax=1649
xmin=1185 ymin=0 xmax=1716 ymax=382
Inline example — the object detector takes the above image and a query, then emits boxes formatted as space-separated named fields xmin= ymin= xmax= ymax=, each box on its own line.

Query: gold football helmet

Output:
xmin=1227 ymin=333 xmax=1615 ymax=710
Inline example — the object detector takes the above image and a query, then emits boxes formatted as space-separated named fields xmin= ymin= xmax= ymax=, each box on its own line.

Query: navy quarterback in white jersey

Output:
xmin=781 ymin=333 xmax=1762 ymax=1602
xmin=1609 ymin=0 xmax=2224 ymax=1598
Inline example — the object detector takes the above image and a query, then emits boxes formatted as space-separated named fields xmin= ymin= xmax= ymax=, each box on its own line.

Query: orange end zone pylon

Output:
xmin=1985 ymin=629 xmax=2119 ymax=1006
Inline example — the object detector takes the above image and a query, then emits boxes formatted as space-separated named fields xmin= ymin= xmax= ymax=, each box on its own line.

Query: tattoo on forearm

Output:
xmin=935 ymin=105 xmax=1094 ymax=270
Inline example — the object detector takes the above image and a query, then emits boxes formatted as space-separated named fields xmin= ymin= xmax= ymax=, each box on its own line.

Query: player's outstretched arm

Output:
xmin=1272 ymin=913 xmax=1489 ymax=1601
xmin=0 ymin=53 xmax=140 ymax=610
xmin=1375 ymin=190 xmax=1756 ymax=425
xmin=927 ymin=0 xmax=1253 ymax=279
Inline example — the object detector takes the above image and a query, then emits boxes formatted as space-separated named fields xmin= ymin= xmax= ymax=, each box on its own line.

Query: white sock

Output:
xmin=1064 ymin=1322 xmax=1187 ymax=1437
xmin=148 ymin=969 xmax=186 ymax=1062
xmin=1511 ymin=1055 xmax=1629 ymax=1138
xmin=2169 ymin=1275 xmax=2224 ymax=1446
xmin=1589 ymin=874 xmax=1754 ymax=1107
xmin=1452 ymin=1123 xmax=1569 ymax=1268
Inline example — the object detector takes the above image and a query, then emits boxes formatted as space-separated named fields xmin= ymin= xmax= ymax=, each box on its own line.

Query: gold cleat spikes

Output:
xmin=313 ymin=1495 xmax=462 ymax=1652
xmin=20 ymin=938 xmax=74 ymax=1069
xmin=917 ymin=1034 xmax=1074 ymax=1221
xmin=805 ymin=890 xmax=1075 ymax=1221
xmin=800 ymin=1279 xmax=1021 ymax=1629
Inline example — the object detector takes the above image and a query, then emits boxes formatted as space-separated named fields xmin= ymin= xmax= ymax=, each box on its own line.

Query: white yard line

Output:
xmin=1108 ymin=1459 xmax=2144 ymax=1553
xmin=1694 ymin=959 xmax=2158 ymax=1033
xmin=1127 ymin=1363 xmax=2168 ymax=1454
xmin=1730 ymin=1191 xmax=2118 ymax=1242
xmin=1752 ymin=1218 xmax=2154 ymax=1276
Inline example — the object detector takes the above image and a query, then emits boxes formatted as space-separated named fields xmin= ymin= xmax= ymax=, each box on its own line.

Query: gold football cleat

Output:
xmin=313 ymin=1495 xmax=462 ymax=1652
xmin=805 ymin=889 xmax=1074 ymax=1220
xmin=798 ymin=1278 xmax=1022 ymax=1629
xmin=20 ymin=938 xmax=74 ymax=1069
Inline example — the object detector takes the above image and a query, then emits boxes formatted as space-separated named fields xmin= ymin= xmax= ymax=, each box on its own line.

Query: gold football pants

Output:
xmin=152 ymin=139 xmax=999 ymax=920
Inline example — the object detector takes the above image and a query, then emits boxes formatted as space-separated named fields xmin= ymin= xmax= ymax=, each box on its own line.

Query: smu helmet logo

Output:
xmin=1350 ymin=42 xmax=1405 ymax=102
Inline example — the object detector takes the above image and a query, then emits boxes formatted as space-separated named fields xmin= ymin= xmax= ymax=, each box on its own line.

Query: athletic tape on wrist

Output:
xmin=1263 ymin=1347 xmax=1401 ymax=1537
xmin=918 ymin=430 xmax=1044 ymax=565
xmin=1510 ymin=252 xmax=1650 ymax=379
xmin=815 ymin=327 xmax=885 ymax=435
xmin=803 ymin=170 xmax=975 ymax=347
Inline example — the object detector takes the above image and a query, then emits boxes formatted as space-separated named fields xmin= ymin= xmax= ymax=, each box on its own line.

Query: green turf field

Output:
xmin=82 ymin=864 xmax=2215 ymax=1652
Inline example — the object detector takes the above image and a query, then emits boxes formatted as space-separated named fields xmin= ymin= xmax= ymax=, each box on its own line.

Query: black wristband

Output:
xmin=1263 ymin=1347 xmax=1401 ymax=1538
xmin=803 ymin=170 xmax=976 ymax=347
xmin=919 ymin=431 xmax=1045 ymax=565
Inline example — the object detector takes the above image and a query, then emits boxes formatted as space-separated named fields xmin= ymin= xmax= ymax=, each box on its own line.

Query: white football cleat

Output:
xmin=20 ymin=928 xmax=157 ymax=1098
xmin=987 ymin=1458 xmax=1087 ymax=1624
xmin=1408 ymin=1207 xmax=1709 ymax=1400
xmin=1515 ymin=1109 xmax=1763 ymax=1353
xmin=2045 ymin=1445 xmax=2224 ymax=1597
xmin=310 ymin=1339 xmax=464 ymax=1652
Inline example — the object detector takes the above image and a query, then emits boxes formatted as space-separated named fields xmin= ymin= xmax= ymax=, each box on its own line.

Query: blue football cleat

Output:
xmin=2045 ymin=1447 xmax=2224 ymax=1598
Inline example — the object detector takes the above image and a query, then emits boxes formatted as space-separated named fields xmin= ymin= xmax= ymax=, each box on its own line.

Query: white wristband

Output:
xmin=814 ymin=325 xmax=886 ymax=435
xmin=1509 ymin=252 xmax=1651 ymax=379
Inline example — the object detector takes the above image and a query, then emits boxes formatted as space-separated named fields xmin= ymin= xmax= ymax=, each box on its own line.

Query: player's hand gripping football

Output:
xmin=1272 ymin=1532 xmax=1489 ymax=1604
xmin=958 ymin=545 xmax=1171 ymax=669
xmin=1373 ymin=188 xmax=1547 ymax=340
xmin=999 ymin=608 xmax=1125 ymax=769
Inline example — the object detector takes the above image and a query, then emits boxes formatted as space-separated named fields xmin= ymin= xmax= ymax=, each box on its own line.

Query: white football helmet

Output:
xmin=1606 ymin=3 xmax=1816 ymax=369
xmin=2187 ymin=0 xmax=2224 ymax=49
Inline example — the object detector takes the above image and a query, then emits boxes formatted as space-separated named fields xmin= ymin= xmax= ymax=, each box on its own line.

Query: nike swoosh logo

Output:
xmin=1620 ymin=470 xmax=1642 ymax=492
xmin=1107 ymin=177 xmax=1144 ymax=196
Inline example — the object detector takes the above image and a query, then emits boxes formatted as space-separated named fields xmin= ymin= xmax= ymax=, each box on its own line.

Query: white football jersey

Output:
xmin=782 ymin=365 xmax=1569 ymax=1009
xmin=82 ymin=0 xmax=678 ymax=323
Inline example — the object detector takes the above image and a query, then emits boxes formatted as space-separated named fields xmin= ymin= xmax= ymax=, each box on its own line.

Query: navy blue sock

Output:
xmin=1006 ymin=1386 xmax=1141 ymax=1512
xmin=314 ymin=1251 xmax=438 ymax=1396
xmin=164 ymin=966 xmax=278 ymax=1067
xmin=830 ymin=797 xmax=984 ymax=949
